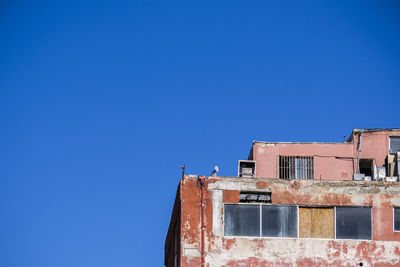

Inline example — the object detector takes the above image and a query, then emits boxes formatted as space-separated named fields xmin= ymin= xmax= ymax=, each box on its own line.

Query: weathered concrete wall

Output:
xmin=176 ymin=176 xmax=400 ymax=267
xmin=207 ymin=238 xmax=400 ymax=267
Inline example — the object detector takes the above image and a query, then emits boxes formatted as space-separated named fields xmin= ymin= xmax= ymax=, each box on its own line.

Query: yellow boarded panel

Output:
xmin=299 ymin=207 xmax=334 ymax=239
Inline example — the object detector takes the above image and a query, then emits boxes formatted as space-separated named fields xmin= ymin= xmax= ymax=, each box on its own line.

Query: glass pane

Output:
xmin=262 ymin=205 xmax=297 ymax=237
xmin=224 ymin=204 xmax=260 ymax=237
xmin=390 ymin=137 xmax=400 ymax=154
xmin=395 ymin=208 xmax=400 ymax=231
xmin=336 ymin=207 xmax=371 ymax=240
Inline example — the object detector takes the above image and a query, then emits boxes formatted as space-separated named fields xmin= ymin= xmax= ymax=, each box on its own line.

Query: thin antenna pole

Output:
xmin=181 ymin=164 xmax=185 ymax=178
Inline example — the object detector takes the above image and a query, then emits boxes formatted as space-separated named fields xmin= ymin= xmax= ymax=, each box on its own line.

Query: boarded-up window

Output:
xmin=262 ymin=205 xmax=297 ymax=237
xmin=395 ymin=207 xmax=400 ymax=231
xmin=336 ymin=207 xmax=371 ymax=240
xmin=224 ymin=204 xmax=260 ymax=237
xmin=299 ymin=207 xmax=334 ymax=238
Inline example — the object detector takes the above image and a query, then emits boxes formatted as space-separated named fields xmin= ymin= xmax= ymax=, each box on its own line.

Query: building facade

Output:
xmin=165 ymin=129 xmax=400 ymax=267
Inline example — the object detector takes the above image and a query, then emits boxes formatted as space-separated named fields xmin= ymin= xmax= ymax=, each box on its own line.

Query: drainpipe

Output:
xmin=356 ymin=133 xmax=362 ymax=174
xmin=198 ymin=176 xmax=206 ymax=267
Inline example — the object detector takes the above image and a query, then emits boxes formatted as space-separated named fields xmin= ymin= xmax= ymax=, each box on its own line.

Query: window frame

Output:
xmin=394 ymin=207 xmax=400 ymax=232
xmin=279 ymin=156 xmax=314 ymax=180
xmin=223 ymin=203 xmax=261 ymax=237
xmin=298 ymin=206 xmax=335 ymax=239
xmin=334 ymin=206 xmax=373 ymax=241
xmin=223 ymin=203 xmax=299 ymax=239
xmin=389 ymin=136 xmax=400 ymax=154
xmin=223 ymin=203 xmax=374 ymax=241
xmin=261 ymin=205 xmax=299 ymax=238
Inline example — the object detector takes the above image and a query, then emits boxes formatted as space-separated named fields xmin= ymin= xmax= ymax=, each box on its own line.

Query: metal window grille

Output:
xmin=279 ymin=156 xmax=314 ymax=180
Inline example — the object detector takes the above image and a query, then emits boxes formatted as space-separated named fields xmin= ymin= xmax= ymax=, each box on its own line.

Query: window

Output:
xmin=359 ymin=159 xmax=373 ymax=177
xmin=224 ymin=204 xmax=372 ymax=240
xmin=279 ymin=156 xmax=314 ymax=180
xmin=299 ymin=207 xmax=334 ymax=238
xmin=390 ymin=136 xmax=400 ymax=154
xmin=238 ymin=160 xmax=256 ymax=177
xmin=224 ymin=204 xmax=260 ymax=237
xmin=335 ymin=207 xmax=372 ymax=240
xmin=224 ymin=204 xmax=298 ymax=238
xmin=239 ymin=192 xmax=271 ymax=203
xmin=262 ymin=205 xmax=297 ymax=237
xmin=394 ymin=207 xmax=400 ymax=231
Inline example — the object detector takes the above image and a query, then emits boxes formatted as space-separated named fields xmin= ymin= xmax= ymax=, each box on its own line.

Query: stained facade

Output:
xmin=165 ymin=129 xmax=400 ymax=267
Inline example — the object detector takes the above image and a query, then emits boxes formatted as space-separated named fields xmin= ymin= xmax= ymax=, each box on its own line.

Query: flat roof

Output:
xmin=253 ymin=128 xmax=400 ymax=145
xmin=253 ymin=141 xmax=349 ymax=145
xmin=352 ymin=128 xmax=400 ymax=133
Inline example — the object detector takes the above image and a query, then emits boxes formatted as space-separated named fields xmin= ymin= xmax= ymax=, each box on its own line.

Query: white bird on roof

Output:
xmin=211 ymin=166 xmax=219 ymax=177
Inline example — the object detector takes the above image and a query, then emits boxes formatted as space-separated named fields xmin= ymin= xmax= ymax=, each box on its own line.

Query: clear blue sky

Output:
xmin=0 ymin=1 xmax=399 ymax=266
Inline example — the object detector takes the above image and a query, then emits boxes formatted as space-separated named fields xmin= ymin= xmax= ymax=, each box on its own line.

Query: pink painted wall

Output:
xmin=252 ymin=129 xmax=400 ymax=181
xmin=252 ymin=142 xmax=354 ymax=180
xmin=352 ymin=130 xmax=400 ymax=166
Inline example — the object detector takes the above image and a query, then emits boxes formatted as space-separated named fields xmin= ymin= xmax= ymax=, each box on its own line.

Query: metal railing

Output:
xmin=279 ymin=156 xmax=314 ymax=180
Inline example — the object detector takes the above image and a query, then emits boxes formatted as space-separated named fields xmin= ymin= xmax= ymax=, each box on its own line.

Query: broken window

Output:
xmin=279 ymin=156 xmax=314 ymax=180
xmin=224 ymin=204 xmax=260 ymax=237
xmin=239 ymin=192 xmax=271 ymax=203
xmin=335 ymin=207 xmax=372 ymax=240
xmin=359 ymin=159 xmax=373 ymax=177
xmin=299 ymin=207 xmax=334 ymax=238
xmin=262 ymin=205 xmax=297 ymax=238
xmin=390 ymin=136 xmax=400 ymax=154
xmin=395 ymin=207 xmax=400 ymax=231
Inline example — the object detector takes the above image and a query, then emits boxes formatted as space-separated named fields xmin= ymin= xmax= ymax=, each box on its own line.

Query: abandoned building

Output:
xmin=165 ymin=128 xmax=400 ymax=267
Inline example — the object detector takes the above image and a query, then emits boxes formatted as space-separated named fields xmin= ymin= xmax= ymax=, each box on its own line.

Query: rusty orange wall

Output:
xmin=253 ymin=143 xmax=354 ymax=180
xmin=179 ymin=177 xmax=202 ymax=267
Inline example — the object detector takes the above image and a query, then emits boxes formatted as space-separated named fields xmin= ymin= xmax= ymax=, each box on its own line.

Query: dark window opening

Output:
xmin=394 ymin=207 xmax=400 ymax=231
xmin=336 ymin=207 xmax=371 ymax=240
xmin=279 ymin=156 xmax=314 ymax=180
xmin=359 ymin=159 xmax=373 ymax=177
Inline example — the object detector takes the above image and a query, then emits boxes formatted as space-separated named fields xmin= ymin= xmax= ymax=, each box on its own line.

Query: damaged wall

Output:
xmin=174 ymin=176 xmax=400 ymax=267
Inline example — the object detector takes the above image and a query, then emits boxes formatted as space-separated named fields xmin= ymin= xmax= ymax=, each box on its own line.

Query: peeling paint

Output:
xmin=167 ymin=176 xmax=400 ymax=267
